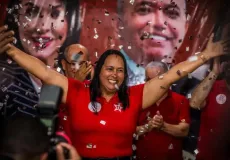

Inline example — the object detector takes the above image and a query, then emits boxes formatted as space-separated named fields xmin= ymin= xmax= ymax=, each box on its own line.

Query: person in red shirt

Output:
xmin=58 ymin=44 xmax=93 ymax=137
xmin=0 ymin=25 xmax=228 ymax=159
xmin=190 ymin=57 xmax=230 ymax=160
xmin=136 ymin=61 xmax=190 ymax=160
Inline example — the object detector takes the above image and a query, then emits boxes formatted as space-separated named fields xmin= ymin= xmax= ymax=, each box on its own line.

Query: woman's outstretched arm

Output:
xmin=0 ymin=25 xmax=68 ymax=103
xmin=142 ymin=34 xmax=230 ymax=109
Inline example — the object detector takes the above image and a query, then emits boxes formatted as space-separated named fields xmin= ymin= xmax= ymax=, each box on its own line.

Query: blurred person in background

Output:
xmin=136 ymin=61 xmax=190 ymax=160
xmin=189 ymin=57 xmax=230 ymax=160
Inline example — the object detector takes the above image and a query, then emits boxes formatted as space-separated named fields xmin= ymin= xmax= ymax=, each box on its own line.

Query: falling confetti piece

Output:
xmin=130 ymin=0 xmax=135 ymax=5
xmin=7 ymin=59 xmax=12 ymax=64
xmin=63 ymin=116 xmax=67 ymax=120
xmin=132 ymin=144 xmax=137 ymax=151
xmin=104 ymin=10 xmax=109 ymax=16
xmin=56 ymin=67 xmax=61 ymax=72
xmin=168 ymin=143 xmax=174 ymax=150
xmin=188 ymin=56 xmax=198 ymax=62
xmin=186 ymin=47 xmax=189 ymax=51
xmin=94 ymin=34 xmax=99 ymax=39
xmin=158 ymin=75 xmax=164 ymax=79
xmin=176 ymin=70 xmax=181 ymax=76
xmin=187 ymin=93 xmax=192 ymax=99
xmin=194 ymin=149 xmax=199 ymax=155
xmin=100 ymin=120 xmax=106 ymax=125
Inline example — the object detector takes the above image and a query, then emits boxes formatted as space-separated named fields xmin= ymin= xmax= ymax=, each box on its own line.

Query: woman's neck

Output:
xmin=101 ymin=90 xmax=116 ymax=102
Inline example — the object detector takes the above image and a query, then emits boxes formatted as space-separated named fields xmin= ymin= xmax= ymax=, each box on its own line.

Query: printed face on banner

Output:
xmin=120 ymin=0 xmax=188 ymax=66
xmin=18 ymin=0 xmax=68 ymax=61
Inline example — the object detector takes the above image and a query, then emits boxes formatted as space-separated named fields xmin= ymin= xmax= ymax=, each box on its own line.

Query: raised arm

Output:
xmin=142 ymin=34 xmax=230 ymax=109
xmin=189 ymin=58 xmax=220 ymax=109
xmin=0 ymin=26 xmax=68 ymax=103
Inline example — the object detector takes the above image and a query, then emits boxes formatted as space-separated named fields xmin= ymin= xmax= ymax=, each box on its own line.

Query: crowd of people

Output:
xmin=0 ymin=0 xmax=230 ymax=160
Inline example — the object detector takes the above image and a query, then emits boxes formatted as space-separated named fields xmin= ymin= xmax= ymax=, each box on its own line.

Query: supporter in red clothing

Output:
xmin=190 ymin=57 xmax=230 ymax=160
xmin=136 ymin=61 xmax=190 ymax=160
xmin=58 ymin=44 xmax=93 ymax=137
xmin=0 ymin=25 xmax=229 ymax=159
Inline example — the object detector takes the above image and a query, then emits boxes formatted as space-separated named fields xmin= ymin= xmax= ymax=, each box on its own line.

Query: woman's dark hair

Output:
xmin=90 ymin=49 xmax=130 ymax=112
xmin=4 ymin=0 xmax=81 ymax=54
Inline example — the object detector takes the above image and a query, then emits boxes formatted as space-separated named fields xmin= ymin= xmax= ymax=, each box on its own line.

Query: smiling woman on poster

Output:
xmin=5 ymin=0 xmax=81 ymax=67
xmin=0 ymin=0 xmax=81 ymax=118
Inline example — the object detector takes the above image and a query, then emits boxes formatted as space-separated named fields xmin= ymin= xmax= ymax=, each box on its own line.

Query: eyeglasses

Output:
xmin=63 ymin=51 xmax=85 ymax=68
xmin=64 ymin=57 xmax=87 ymax=69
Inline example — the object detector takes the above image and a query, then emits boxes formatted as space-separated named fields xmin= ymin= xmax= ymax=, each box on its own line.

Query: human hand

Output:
xmin=148 ymin=111 xmax=164 ymax=130
xmin=56 ymin=142 xmax=81 ymax=160
xmin=0 ymin=25 xmax=15 ymax=54
xmin=74 ymin=61 xmax=92 ymax=82
xmin=203 ymin=33 xmax=230 ymax=59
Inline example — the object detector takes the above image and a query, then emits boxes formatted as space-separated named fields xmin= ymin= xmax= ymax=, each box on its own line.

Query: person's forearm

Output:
xmin=6 ymin=45 xmax=50 ymax=83
xmin=143 ymin=52 xmax=210 ymax=108
xmin=166 ymin=53 xmax=210 ymax=85
xmin=189 ymin=71 xmax=217 ymax=109
xmin=161 ymin=122 xmax=189 ymax=137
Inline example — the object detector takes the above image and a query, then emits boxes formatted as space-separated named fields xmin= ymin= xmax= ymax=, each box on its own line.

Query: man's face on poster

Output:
xmin=120 ymin=0 xmax=188 ymax=65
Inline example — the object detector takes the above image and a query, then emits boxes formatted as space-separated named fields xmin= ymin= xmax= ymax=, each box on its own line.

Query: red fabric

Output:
xmin=58 ymin=80 xmax=92 ymax=137
xmin=136 ymin=91 xmax=190 ymax=160
xmin=196 ymin=80 xmax=230 ymax=160
xmin=65 ymin=78 xmax=144 ymax=158
xmin=58 ymin=103 xmax=71 ymax=137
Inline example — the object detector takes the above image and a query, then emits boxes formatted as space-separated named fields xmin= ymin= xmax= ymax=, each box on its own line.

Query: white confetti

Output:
xmin=100 ymin=120 xmax=106 ymax=125
xmin=56 ymin=67 xmax=61 ymax=72
xmin=132 ymin=144 xmax=137 ymax=151
xmin=188 ymin=56 xmax=198 ymax=62
xmin=186 ymin=47 xmax=190 ymax=52
xmin=168 ymin=143 xmax=174 ymax=150
xmin=187 ymin=93 xmax=192 ymax=99
xmin=194 ymin=149 xmax=199 ymax=155
xmin=94 ymin=34 xmax=99 ymax=39
xmin=130 ymin=0 xmax=135 ymax=5
xmin=118 ymin=45 xmax=123 ymax=49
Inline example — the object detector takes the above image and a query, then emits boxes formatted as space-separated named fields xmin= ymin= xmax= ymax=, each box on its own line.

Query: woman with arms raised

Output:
xmin=0 ymin=25 xmax=229 ymax=160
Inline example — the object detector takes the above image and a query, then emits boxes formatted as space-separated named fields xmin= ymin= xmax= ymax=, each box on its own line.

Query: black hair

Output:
xmin=4 ymin=0 xmax=81 ymax=55
xmin=89 ymin=49 xmax=130 ymax=112
xmin=0 ymin=114 xmax=49 ymax=160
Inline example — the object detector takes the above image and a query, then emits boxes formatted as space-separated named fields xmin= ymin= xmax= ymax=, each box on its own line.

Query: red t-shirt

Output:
xmin=58 ymin=80 xmax=91 ymax=137
xmin=136 ymin=91 xmax=190 ymax=160
xmin=65 ymin=78 xmax=144 ymax=158
xmin=196 ymin=80 xmax=230 ymax=160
